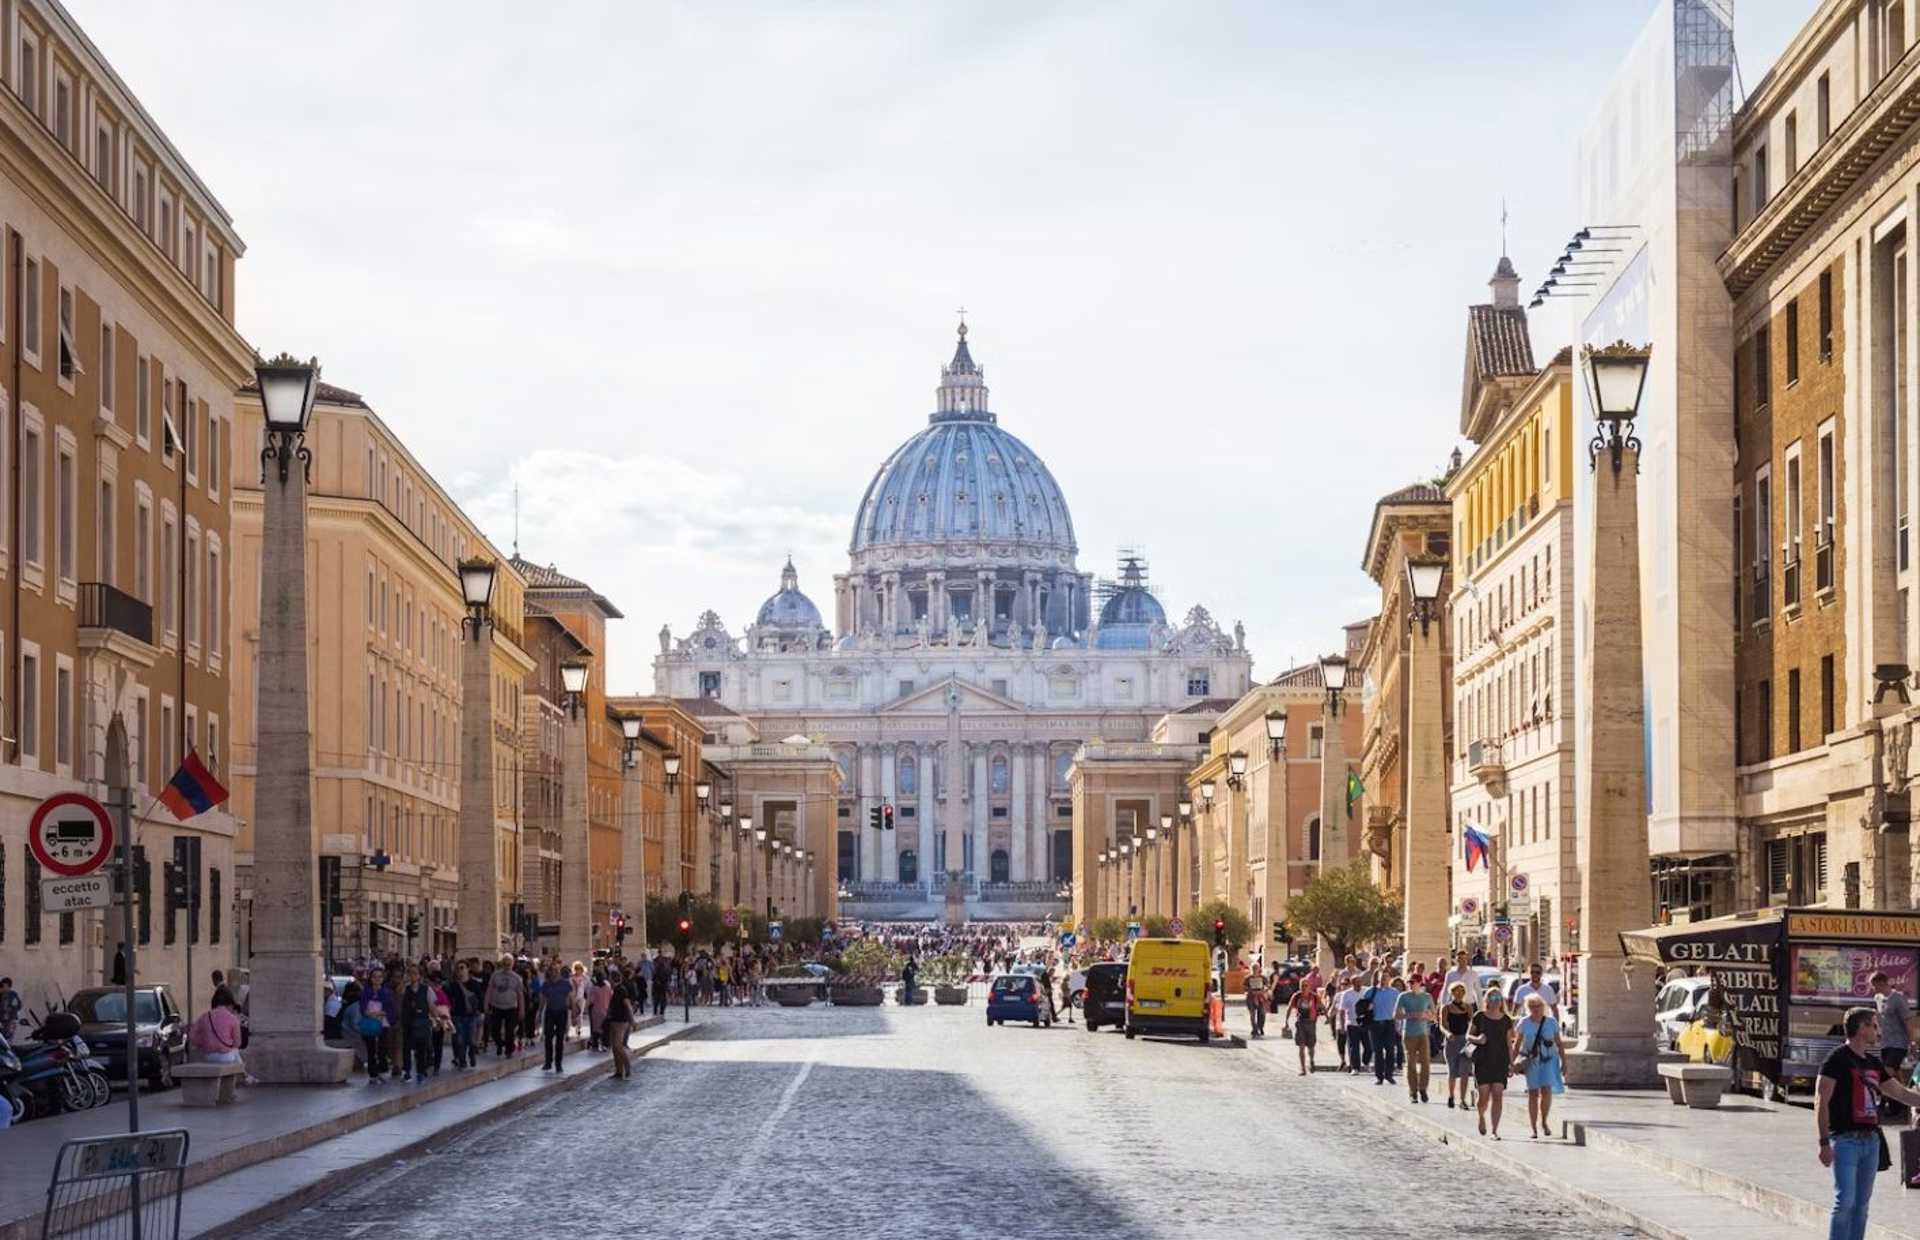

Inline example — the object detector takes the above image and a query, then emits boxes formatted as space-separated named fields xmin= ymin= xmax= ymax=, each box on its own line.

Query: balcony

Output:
xmin=1467 ymin=740 xmax=1507 ymax=796
xmin=77 ymin=581 xmax=156 ymax=665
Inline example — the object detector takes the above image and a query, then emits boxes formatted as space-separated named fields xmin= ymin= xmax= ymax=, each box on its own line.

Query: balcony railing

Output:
xmin=77 ymin=581 xmax=153 ymax=645
xmin=1467 ymin=740 xmax=1507 ymax=794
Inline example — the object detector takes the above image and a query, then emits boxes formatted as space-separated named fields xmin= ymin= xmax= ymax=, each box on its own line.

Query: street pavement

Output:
xmin=247 ymin=1003 xmax=1631 ymax=1240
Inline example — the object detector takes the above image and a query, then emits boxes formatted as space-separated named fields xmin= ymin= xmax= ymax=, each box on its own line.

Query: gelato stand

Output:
xmin=1621 ymin=907 xmax=1920 ymax=1094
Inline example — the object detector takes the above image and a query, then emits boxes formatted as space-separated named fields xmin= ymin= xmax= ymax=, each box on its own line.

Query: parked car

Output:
xmin=1081 ymin=962 xmax=1128 ymax=1033
xmin=1653 ymin=977 xmax=1714 ymax=1050
xmin=64 ymin=986 xmax=186 ymax=1090
xmin=987 ymin=974 xmax=1052 ymax=1027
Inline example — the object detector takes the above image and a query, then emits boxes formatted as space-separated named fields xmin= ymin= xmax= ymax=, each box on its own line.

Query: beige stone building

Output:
xmin=0 ymin=0 xmax=251 ymax=1012
xmin=1447 ymin=325 xmax=1578 ymax=963
xmin=230 ymin=384 xmax=532 ymax=963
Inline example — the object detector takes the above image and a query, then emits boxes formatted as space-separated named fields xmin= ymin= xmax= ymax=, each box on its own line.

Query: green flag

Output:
xmin=1345 ymin=767 xmax=1364 ymax=818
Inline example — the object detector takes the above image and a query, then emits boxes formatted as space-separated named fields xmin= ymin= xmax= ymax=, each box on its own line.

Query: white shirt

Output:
xmin=1510 ymin=979 xmax=1559 ymax=1015
xmin=1337 ymin=989 xmax=1363 ymax=1021
xmin=1442 ymin=967 xmax=1483 ymax=1006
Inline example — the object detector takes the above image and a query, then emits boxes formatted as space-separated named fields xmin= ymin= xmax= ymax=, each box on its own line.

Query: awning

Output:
xmin=1619 ymin=907 xmax=1786 ymax=968
xmin=369 ymin=921 xmax=406 ymax=940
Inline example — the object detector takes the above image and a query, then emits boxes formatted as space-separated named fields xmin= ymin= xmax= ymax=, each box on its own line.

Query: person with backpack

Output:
xmin=356 ymin=967 xmax=395 ymax=1083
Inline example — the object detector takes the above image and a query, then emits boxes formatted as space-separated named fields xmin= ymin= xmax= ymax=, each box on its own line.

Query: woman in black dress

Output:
xmin=1466 ymin=990 xmax=1517 ymax=1139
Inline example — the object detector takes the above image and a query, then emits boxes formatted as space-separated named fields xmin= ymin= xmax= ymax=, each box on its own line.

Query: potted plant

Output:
xmin=925 ymin=953 xmax=972 ymax=1005
xmin=831 ymin=939 xmax=897 ymax=1006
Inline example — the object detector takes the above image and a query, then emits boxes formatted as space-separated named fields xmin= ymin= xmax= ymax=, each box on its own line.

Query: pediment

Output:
xmin=881 ymin=675 xmax=1027 ymax=715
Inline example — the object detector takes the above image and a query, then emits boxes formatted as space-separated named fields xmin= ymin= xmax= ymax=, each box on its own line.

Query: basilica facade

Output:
xmin=653 ymin=324 xmax=1251 ymax=913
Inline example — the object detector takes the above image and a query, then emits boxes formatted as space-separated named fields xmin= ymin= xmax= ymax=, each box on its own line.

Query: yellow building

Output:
xmin=230 ymin=382 xmax=533 ymax=963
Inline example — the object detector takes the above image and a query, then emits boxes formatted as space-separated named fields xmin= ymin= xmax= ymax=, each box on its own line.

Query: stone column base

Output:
xmin=245 ymin=1035 xmax=355 ymax=1084
xmin=1563 ymin=1039 xmax=1660 ymax=1089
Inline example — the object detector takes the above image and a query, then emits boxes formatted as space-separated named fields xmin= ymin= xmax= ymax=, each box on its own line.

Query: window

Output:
xmin=19 ymin=420 xmax=37 ymax=571
xmin=1821 ymin=653 xmax=1836 ymax=739
xmin=1754 ymin=324 xmax=1770 ymax=409
xmin=54 ymin=660 xmax=70 ymax=768
xmin=1754 ymin=465 xmax=1772 ymax=624
xmin=133 ymin=165 xmax=148 ymax=230
xmin=136 ymin=355 xmax=150 ymax=443
xmin=184 ymin=526 xmax=198 ymax=650
xmin=16 ymin=32 xmax=36 ymax=116
xmin=19 ymin=647 xmax=37 ymax=761
xmin=1789 ymin=668 xmax=1803 ymax=753
xmin=1819 ymin=269 xmax=1834 ymax=360
xmin=21 ymin=257 xmax=38 ymax=359
xmin=160 ymin=700 xmax=174 ymax=780
xmin=54 ymin=441 xmax=72 ymax=582
xmin=207 ymin=542 xmax=221 ymax=658
xmin=210 ymin=868 xmax=222 ymax=944
xmin=1785 ymin=111 xmax=1798 ymax=177
xmin=1785 ymin=299 xmax=1799 ymax=385
xmin=1757 ymin=677 xmax=1773 ymax=762
xmin=97 ymin=479 xmax=113 ymax=587
xmin=1186 ymin=669 xmax=1210 ymax=696
xmin=1784 ymin=442 xmax=1803 ymax=606
xmin=24 ymin=853 xmax=40 ymax=945
xmin=56 ymin=286 xmax=79 ymax=382
xmin=1818 ymin=71 xmax=1832 ymax=142
xmin=1754 ymin=145 xmax=1768 ymax=211
xmin=181 ymin=386 xmax=195 ymax=478
xmin=134 ymin=493 xmax=151 ymax=602
xmin=1817 ymin=418 xmax=1837 ymax=593
xmin=207 ymin=418 xmax=220 ymax=495
xmin=1309 ymin=724 xmax=1324 ymax=759
xmin=161 ymin=375 xmax=175 ymax=461
xmin=52 ymin=73 xmax=69 ymax=148
xmin=160 ymin=511 xmax=176 ymax=639
xmin=99 ymin=322 xmax=114 ymax=412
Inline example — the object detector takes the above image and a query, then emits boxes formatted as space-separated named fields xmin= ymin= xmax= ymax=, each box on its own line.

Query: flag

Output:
xmin=1345 ymin=768 xmax=1364 ymax=818
xmin=1463 ymin=825 xmax=1491 ymax=873
xmin=160 ymin=750 xmax=229 ymax=820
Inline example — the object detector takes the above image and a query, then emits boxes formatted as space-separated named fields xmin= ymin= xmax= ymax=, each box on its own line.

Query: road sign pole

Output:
xmin=110 ymin=784 xmax=138 ymax=1137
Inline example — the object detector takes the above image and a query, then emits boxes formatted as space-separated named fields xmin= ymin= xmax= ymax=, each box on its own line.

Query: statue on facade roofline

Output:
xmin=1234 ymin=620 xmax=1246 ymax=651
xmin=659 ymin=623 xmax=672 ymax=654
xmin=1032 ymin=622 xmax=1047 ymax=652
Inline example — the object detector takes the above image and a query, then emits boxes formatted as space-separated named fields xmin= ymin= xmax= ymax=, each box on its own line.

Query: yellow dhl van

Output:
xmin=1124 ymin=937 xmax=1212 ymax=1042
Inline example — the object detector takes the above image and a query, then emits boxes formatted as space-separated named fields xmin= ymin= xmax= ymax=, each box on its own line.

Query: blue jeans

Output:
xmin=1347 ymin=1021 xmax=1369 ymax=1069
xmin=1829 ymin=1131 xmax=1879 ymax=1240
xmin=1372 ymin=1021 xmax=1399 ymax=1081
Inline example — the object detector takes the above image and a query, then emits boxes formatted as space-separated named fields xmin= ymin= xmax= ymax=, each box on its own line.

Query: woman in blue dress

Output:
xmin=1516 ymin=992 xmax=1565 ymax=1139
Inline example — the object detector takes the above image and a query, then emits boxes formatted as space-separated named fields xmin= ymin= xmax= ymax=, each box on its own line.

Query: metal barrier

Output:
xmin=40 ymin=1129 xmax=189 ymax=1240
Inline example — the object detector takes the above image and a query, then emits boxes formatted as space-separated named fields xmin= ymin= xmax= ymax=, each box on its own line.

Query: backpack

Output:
xmin=1354 ymin=990 xmax=1374 ymax=1024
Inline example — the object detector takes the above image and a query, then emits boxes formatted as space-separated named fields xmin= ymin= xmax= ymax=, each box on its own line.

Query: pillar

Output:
xmin=1316 ymin=702 xmax=1348 ymax=969
xmin=458 ymin=620 xmax=502 ymax=957
xmin=247 ymin=425 xmax=352 ymax=1083
xmin=1404 ymin=612 xmax=1450 ymax=963
xmin=929 ymin=570 xmax=947 ymax=634
xmin=1032 ymin=746 xmax=1050 ymax=881
xmin=1565 ymin=441 xmax=1658 ymax=1087
xmin=558 ymin=703 xmax=593 ymax=966
xmin=917 ymin=748 xmax=935 ymax=893
xmin=666 ymin=781 xmax=684 ymax=898
xmin=859 ymin=746 xmax=879 ymax=881
xmin=1010 ymin=743 xmax=1029 ymax=880
xmin=972 ymin=745 xmax=989 ymax=882
xmin=620 ymin=748 xmax=647 ymax=954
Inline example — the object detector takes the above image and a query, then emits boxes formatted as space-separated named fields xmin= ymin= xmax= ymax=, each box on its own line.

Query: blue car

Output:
xmin=986 ymin=974 xmax=1053 ymax=1028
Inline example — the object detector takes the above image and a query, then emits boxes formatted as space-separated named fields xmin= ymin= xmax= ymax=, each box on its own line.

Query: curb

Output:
xmin=196 ymin=1022 xmax=704 ymax=1239
xmin=4 ymin=1017 xmax=674 ymax=1240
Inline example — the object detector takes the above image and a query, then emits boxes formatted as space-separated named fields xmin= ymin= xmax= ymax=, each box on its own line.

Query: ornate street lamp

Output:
xmin=1265 ymin=709 xmax=1288 ymax=759
xmin=1200 ymin=779 xmax=1216 ymax=812
xmin=739 ymin=816 xmax=753 ymax=835
xmin=559 ymin=658 xmax=589 ymax=720
xmin=619 ymin=714 xmax=642 ymax=770
xmin=1583 ymin=340 xmax=1651 ymax=474
xmin=1178 ymin=797 xmax=1193 ymax=823
xmin=663 ymin=752 xmax=682 ymax=790
xmin=720 ymin=798 xmax=735 ymax=822
xmin=1226 ymin=750 xmax=1250 ymax=790
xmin=695 ymin=780 xmax=712 ymax=807
xmin=1320 ymin=653 xmax=1349 ymax=716
xmin=1148 ymin=822 xmax=1162 ymax=843
xmin=255 ymin=353 xmax=320 ymax=483
xmin=1404 ymin=556 xmax=1447 ymax=637
xmin=756 ymin=827 xmax=768 ymax=844
xmin=1098 ymin=850 xmax=1109 ymax=864
xmin=458 ymin=557 xmax=497 ymax=639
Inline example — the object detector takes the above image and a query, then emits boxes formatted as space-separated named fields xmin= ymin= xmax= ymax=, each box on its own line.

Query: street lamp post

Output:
xmin=558 ymin=657 xmax=593 ymax=965
xmin=456 ymin=555 xmax=503 ymax=960
xmin=736 ymin=815 xmax=752 ymax=916
xmin=1315 ymin=652 xmax=1351 ymax=969
xmin=248 ymin=355 xmax=351 ymax=1083
xmin=1402 ymin=555 xmax=1450 ymax=964
xmin=1566 ymin=340 xmax=1658 ymax=1088
xmin=1153 ymin=816 xmax=1169 ymax=916
xmin=618 ymin=714 xmax=646 ymax=956
xmin=1262 ymin=709 xmax=1289 ymax=959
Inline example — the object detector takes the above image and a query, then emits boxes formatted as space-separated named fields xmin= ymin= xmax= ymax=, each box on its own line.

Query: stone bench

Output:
xmin=1657 ymin=1061 xmax=1732 ymax=1109
xmin=174 ymin=1061 xmax=246 ymax=1106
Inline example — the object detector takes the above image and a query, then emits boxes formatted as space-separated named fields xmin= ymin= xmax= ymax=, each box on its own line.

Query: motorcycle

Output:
xmin=0 ymin=1035 xmax=29 ymax=1123
xmin=10 ymin=1013 xmax=93 ymax=1115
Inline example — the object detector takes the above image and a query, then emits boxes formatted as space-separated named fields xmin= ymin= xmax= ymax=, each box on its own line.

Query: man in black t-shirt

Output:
xmin=1819 ymin=1006 xmax=1920 ymax=1240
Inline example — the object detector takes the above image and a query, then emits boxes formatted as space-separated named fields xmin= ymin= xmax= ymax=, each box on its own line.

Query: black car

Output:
xmin=66 ymin=986 xmax=187 ymax=1090
xmin=1081 ymin=962 xmax=1128 ymax=1033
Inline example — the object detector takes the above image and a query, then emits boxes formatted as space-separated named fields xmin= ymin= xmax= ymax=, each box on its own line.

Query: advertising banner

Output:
xmin=1624 ymin=914 xmax=1784 ymax=1081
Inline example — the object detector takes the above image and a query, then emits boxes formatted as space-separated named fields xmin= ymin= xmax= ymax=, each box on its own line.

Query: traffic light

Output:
xmin=1212 ymin=917 xmax=1227 ymax=948
xmin=868 ymin=805 xmax=883 ymax=831
xmin=676 ymin=917 xmax=692 ymax=939
xmin=406 ymin=913 xmax=420 ymax=939
xmin=882 ymin=803 xmax=895 ymax=831
xmin=1272 ymin=919 xmax=1292 ymax=944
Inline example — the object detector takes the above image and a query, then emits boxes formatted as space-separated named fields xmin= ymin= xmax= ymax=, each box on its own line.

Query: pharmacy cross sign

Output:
xmin=29 ymin=792 xmax=114 ymax=877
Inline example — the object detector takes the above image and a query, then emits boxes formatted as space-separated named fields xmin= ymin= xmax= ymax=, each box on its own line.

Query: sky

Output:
xmin=69 ymin=0 xmax=1810 ymax=691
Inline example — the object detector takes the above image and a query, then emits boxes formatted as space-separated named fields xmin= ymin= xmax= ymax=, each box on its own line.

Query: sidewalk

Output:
xmin=1225 ymin=1008 xmax=1904 ymax=1240
xmin=0 ymin=1015 xmax=687 ymax=1240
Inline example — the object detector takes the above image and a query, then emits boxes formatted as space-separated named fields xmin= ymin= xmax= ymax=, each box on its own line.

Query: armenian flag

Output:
xmin=1463 ymin=825 xmax=1491 ymax=873
xmin=1345 ymin=768 xmax=1364 ymax=818
xmin=160 ymin=750 xmax=229 ymax=820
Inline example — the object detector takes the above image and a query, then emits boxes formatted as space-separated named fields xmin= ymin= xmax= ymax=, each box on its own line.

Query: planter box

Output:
xmin=771 ymin=987 xmax=815 ymax=1007
xmin=933 ymin=986 xmax=969 ymax=1006
xmin=897 ymin=986 xmax=928 ymax=1006
xmin=830 ymin=985 xmax=885 ymax=1007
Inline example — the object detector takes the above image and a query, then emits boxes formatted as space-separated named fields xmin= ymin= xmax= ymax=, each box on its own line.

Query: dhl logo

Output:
xmin=1147 ymin=966 xmax=1195 ymax=977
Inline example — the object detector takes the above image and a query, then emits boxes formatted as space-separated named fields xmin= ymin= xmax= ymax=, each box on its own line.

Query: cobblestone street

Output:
xmin=249 ymin=1005 xmax=1632 ymax=1239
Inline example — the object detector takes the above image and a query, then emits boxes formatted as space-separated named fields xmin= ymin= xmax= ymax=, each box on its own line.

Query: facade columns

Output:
xmin=883 ymin=572 xmax=900 ymax=634
xmin=916 ymin=746 xmax=935 ymax=891
xmin=972 ymin=745 xmax=989 ymax=881
xmin=247 ymin=420 xmax=352 ymax=1083
xmin=879 ymin=744 xmax=899 ymax=881
xmin=558 ymin=704 xmax=593 ymax=966
xmin=1566 ymin=444 xmax=1658 ymax=1087
xmin=1404 ymin=616 xmax=1450 ymax=963
xmin=1032 ymin=747 xmax=1050 ymax=881
xmin=1010 ymin=743 xmax=1029 ymax=880
xmin=458 ymin=623 xmax=502 ymax=958
xmin=929 ymin=570 xmax=947 ymax=634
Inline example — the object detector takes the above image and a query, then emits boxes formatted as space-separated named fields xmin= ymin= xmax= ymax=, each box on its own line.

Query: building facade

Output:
xmin=0 ymin=0 xmax=250 ymax=1009
xmin=654 ymin=324 xmax=1253 ymax=920
xmin=230 ymin=383 xmax=533 ymax=964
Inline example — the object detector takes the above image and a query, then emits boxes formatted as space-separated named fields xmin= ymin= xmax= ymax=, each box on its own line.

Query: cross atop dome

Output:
xmin=935 ymin=314 xmax=991 ymax=422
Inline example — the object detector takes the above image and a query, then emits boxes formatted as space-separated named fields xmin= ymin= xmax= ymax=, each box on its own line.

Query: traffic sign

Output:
xmin=1126 ymin=921 xmax=1141 ymax=940
xmin=30 ymin=792 xmax=114 ymax=876
xmin=1460 ymin=897 xmax=1480 ymax=916
xmin=1168 ymin=916 xmax=1185 ymax=937
xmin=769 ymin=921 xmax=784 ymax=942
xmin=723 ymin=909 xmax=739 ymax=928
xmin=1510 ymin=873 xmax=1530 ymax=896
xmin=1059 ymin=931 xmax=1077 ymax=948
xmin=1493 ymin=923 xmax=1513 ymax=944
xmin=42 ymin=873 xmax=113 ymax=911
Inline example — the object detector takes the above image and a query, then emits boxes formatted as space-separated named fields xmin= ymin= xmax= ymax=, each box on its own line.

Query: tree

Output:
xmin=1090 ymin=916 xmax=1128 ymax=944
xmin=1182 ymin=900 xmax=1252 ymax=954
xmin=1140 ymin=913 xmax=1173 ymax=939
xmin=1288 ymin=858 xmax=1403 ymax=961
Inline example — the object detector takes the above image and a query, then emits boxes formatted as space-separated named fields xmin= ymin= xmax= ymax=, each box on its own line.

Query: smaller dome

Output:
xmin=755 ymin=558 xmax=823 ymax=630
xmin=1099 ymin=587 xmax=1166 ymax=628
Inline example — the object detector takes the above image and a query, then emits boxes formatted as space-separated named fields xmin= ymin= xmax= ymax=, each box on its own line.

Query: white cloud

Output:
xmin=467 ymin=214 xmax=582 ymax=263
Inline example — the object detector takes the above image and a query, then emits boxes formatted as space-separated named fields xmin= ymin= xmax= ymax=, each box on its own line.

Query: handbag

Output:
xmin=1512 ymin=1020 xmax=1546 ymax=1075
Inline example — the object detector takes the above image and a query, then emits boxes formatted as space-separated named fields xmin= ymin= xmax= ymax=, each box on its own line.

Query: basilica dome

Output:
xmin=755 ymin=558 xmax=824 ymax=630
xmin=850 ymin=325 xmax=1076 ymax=561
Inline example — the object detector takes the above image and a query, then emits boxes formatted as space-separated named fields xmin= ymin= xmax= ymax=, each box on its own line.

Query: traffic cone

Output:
xmin=1209 ymin=993 xmax=1225 ymax=1038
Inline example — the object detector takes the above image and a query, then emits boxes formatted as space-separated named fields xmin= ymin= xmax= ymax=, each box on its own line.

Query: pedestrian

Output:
xmin=485 ymin=955 xmax=524 ymax=1056
xmin=1337 ymin=977 xmax=1365 ymax=1072
xmin=1440 ymin=983 xmax=1475 ymax=1110
xmin=569 ymin=961 xmax=589 ymax=1036
xmin=588 ymin=972 xmax=613 ymax=1052
xmin=1871 ymin=971 xmax=1914 ymax=1119
xmin=356 ymin=967 xmax=394 ymax=1083
xmin=1509 ymin=961 xmax=1561 ymax=1024
xmin=651 ymin=954 xmax=670 ymax=1017
xmin=187 ymin=987 xmax=244 ymax=1064
xmin=1286 ymin=979 xmax=1322 ymax=1075
xmin=1820 ymin=1005 xmax=1920 ymax=1240
xmin=605 ymin=973 xmax=636 ymax=1080
xmin=1065 ymin=965 xmax=1086 ymax=1026
xmin=1467 ymin=990 xmax=1516 ymax=1138
xmin=1515 ymin=993 xmax=1565 ymax=1138
xmin=399 ymin=965 xmax=434 ymax=1083
xmin=1367 ymin=972 xmax=1402 ymax=1085
xmin=447 ymin=961 xmax=477 ymax=1068
xmin=1245 ymin=962 xmax=1269 ymax=1039
xmin=1442 ymin=949 xmax=1482 ymax=1010
xmin=427 ymin=971 xmax=453 ymax=1075
xmin=1396 ymin=974 xmax=1435 ymax=1103
xmin=540 ymin=964 xmax=573 ymax=1071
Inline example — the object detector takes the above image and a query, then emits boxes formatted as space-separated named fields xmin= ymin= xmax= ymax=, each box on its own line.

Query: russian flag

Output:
xmin=160 ymin=750 xmax=229 ymax=820
xmin=1463 ymin=825 xmax=1491 ymax=873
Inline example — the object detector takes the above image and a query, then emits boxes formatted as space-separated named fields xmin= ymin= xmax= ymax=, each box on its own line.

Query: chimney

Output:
xmin=1489 ymin=255 xmax=1521 ymax=309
